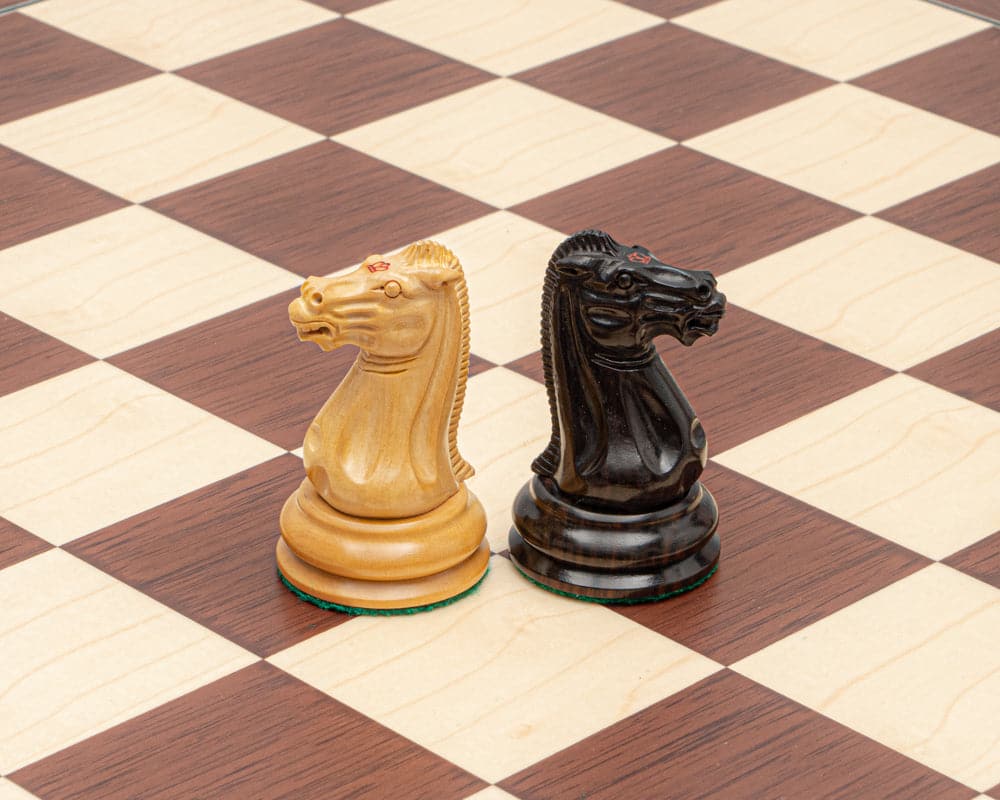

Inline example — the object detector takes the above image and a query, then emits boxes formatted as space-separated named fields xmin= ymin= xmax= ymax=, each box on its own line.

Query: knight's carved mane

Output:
xmin=398 ymin=240 xmax=474 ymax=481
xmin=532 ymin=230 xmax=621 ymax=477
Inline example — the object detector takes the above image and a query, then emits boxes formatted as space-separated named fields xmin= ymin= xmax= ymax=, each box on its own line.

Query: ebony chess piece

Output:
xmin=509 ymin=230 xmax=726 ymax=602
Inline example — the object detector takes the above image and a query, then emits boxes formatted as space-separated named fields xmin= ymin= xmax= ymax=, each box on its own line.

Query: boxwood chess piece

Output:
xmin=277 ymin=241 xmax=489 ymax=613
xmin=509 ymin=230 xmax=726 ymax=603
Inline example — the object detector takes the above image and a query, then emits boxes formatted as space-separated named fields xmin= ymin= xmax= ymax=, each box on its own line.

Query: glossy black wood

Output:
xmin=509 ymin=230 xmax=725 ymax=601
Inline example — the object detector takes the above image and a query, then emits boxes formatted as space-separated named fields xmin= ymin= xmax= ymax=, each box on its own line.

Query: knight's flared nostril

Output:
xmin=311 ymin=291 xmax=324 ymax=306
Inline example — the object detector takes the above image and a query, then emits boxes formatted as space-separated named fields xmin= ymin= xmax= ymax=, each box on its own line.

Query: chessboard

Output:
xmin=1 ymin=1 xmax=998 ymax=798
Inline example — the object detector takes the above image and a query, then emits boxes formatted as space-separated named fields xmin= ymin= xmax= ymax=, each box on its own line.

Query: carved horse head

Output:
xmin=548 ymin=230 xmax=725 ymax=356
xmin=533 ymin=230 xmax=726 ymax=509
xmin=288 ymin=242 xmax=473 ymax=518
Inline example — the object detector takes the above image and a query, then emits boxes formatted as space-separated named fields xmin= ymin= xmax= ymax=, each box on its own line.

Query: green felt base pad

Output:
xmin=513 ymin=563 xmax=719 ymax=605
xmin=277 ymin=566 xmax=490 ymax=616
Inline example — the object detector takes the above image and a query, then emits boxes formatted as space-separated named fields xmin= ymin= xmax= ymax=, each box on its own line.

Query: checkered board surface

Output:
xmin=1 ymin=0 xmax=999 ymax=798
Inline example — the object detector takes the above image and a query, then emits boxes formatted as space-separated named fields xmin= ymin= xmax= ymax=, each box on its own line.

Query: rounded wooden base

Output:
xmin=276 ymin=537 xmax=490 ymax=611
xmin=277 ymin=479 xmax=490 ymax=611
xmin=508 ymin=477 xmax=720 ymax=602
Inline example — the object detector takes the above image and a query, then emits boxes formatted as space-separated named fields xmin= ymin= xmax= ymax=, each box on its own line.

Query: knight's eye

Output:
xmin=383 ymin=280 xmax=401 ymax=298
xmin=616 ymin=273 xmax=634 ymax=290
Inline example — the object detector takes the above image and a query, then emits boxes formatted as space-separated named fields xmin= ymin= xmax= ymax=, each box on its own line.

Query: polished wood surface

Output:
xmin=277 ymin=242 xmax=489 ymax=609
xmin=510 ymin=230 xmax=725 ymax=600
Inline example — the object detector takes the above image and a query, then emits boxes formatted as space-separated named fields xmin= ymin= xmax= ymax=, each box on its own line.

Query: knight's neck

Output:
xmin=356 ymin=350 xmax=426 ymax=375
xmin=589 ymin=343 xmax=659 ymax=370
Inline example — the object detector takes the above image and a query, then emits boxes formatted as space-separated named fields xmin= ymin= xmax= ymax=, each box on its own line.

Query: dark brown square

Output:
xmin=879 ymin=163 xmax=1000 ymax=264
xmin=109 ymin=290 xmax=351 ymax=450
xmin=66 ymin=455 xmax=349 ymax=657
xmin=515 ymin=24 xmax=831 ymax=141
xmin=181 ymin=19 xmax=493 ymax=135
xmin=0 ymin=313 xmax=94 ymax=397
xmin=618 ymin=0 xmax=719 ymax=16
xmin=949 ymin=0 xmax=1000 ymax=19
xmin=906 ymin=329 xmax=1000 ymax=412
xmin=501 ymin=671 xmax=974 ymax=800
xmin=510 ymin=147 xmax=859 ymax=274
xmin=0 ymin=13 xmax=156 ymax=125
xmin=615 ymin=462 xmax=929 ymax=663
xmin=9 ymin=662 xmax=486 ymax=800
xmin=944 ymin=531 xmax=1000 ymax=590
xmin=0 ymin=146 xmax=128 ymax=250
xmin=305 ymin=0 xmax=383 ymax=11
xmin=506 ymin=304 xmax=893 ymax=454
xmin=147 ymin=140 xmax=494 ymax=276
xmin=0 ymin=516 xmax=50 ymax=570
xmin=855 ymin=29 xmax=1000 ymax=135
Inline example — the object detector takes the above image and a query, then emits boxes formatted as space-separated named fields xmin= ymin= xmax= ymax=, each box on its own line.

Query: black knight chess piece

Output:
xmin=509 ymin=230 xmax=726 ymax=602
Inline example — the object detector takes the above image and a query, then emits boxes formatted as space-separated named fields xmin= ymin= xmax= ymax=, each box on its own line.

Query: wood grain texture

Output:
xmin=65 ymin=455 xmax=348 ymax=657
xmin=10 ymin=662 xmax=486 ymax=800
xmin=0 ymin=313 xmax=93 ymax=397
xmin=508 ymin=229 xmax=724 ymax=600
xmin=181 ymin=19 xmax=492 ymax=136
xmin=21 ymin=0 xmax=336 ymax=72
xmin=944 ymin=531 xmax=1000 ymax=591
xmin=277 ymin=245 xmax=489 ymax=609
xmin=907 ymin=329 xmax=1000 ymax=412
xmin=0 ymin=12 xmax=156 ymax=125
xmin=618 ymin=0 xmax=718 ymax=15
xmin=940 ymin=0 xmax=1000 ymax=22
xmin=615 ymin=462 xmax=929 ymax=663
xmin=0 ymin=516 xmax=49 ymax=570
xmin=333 ymin=79 xmax=670 ymax=209
xmin=148 ymin=140 xmax=494 ymax=276
xmin=515 ymin=23 xmax=831 ymax=141
xmin=855 ymin=29 xmax=999 ymax=135
xmin=306 ymin=0 xmax=382 ymax=9
xmin=880 ymin=163 xmax=1000 ymax=265
xmin=501 ymin=670 xmax=974 ymax=800
xmin=0 ymin=146 xmax=127 ymax=250
xmin=715 ymin=374 xmax=1000 ymax=561
xmin=511 ymin=147 xmax=859 ymax=274
xmin=110 ymin=289 xmax=351 ymax=450
xmin=507 ymin=304 xmax=893 ymax=454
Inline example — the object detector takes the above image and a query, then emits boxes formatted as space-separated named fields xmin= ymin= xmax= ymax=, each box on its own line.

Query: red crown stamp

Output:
xmin=367 ymin=261 xmax=391 ymax=272
xmin=627 ymin=252 xmax=652 ymax=264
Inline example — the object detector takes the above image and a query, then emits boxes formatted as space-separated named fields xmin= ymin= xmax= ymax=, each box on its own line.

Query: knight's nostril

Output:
xmin=311 ymin=292 xmax=323 ymax=305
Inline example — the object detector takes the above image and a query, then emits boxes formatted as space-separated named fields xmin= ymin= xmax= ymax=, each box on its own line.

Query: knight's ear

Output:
xmin=554 ymin=254 xmax=600 ymax=278
xmin=410 ymin=267 xmax=459 ymax=288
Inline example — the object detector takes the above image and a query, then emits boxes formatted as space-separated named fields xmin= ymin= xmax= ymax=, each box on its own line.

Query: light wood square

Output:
xmin=333 ymin=79 xmax=672 ymax=208
xmin=269 ymin=556 xmax=720 ymax=783
xmin=674 ymin=0 xmax=989 ymax=81
xmin=0 ymin=362 xmax=283 ymax=545
xmin=461 ymin=368 xmax=551 ymax=552
xmin=734 ymin=564 xmax=1000 ymax=791
xmin=0 ymin=780 xmax=38 ymax=800
xmin=349 ymin=0 xmax=662 ymax=76
xmin=715 ymin=374 xmax=1000 ymax=560
xmin=0 ymin=206 xmax=300 ymax=358
xmin=464 ymin=788 xmax=520 ymax=800
xmin=686 ymin=84 xmax=1000 ymax=214
xmin=23 ymin=0 xmax=337 ymax=71
xmin=719 ymin=217 xmax=1000 ymax=370
xmin=0 ymin=549 xmax=255 ymax=773
xmin=0 ymin=74 xmax=323 ymax=202
xmin=432 ymin=211 xmax=562 ymax=364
